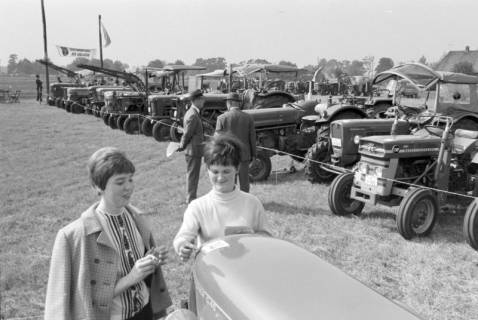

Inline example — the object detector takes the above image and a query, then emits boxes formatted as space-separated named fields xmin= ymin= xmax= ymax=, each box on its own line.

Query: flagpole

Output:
xmin=41 ymin=0 xmax=50 ymax=98
xmin=99 ymin=14 xmax=103 ymax=67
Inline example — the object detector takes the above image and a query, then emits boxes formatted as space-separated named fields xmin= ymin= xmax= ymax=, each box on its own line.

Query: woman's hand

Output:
xmin=179 ymin=241 xmax=195 ymax=262
xmin=127 ymin=256 xmax=157 ymax=284
xmin=146 ymin=245 xmax=168 ymax=266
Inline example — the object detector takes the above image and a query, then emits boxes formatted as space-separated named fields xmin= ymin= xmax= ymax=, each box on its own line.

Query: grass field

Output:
xmin=0 ymin=75 xmax=64 ymax=100
xmin=1 ymin=100 xmax=478 ymax=319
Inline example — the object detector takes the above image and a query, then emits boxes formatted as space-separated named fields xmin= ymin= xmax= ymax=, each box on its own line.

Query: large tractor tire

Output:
xmin=141 ymin=118 xmax=154 ymax=137
xmin=328 ymin=173 xmax=364 ymax=216
xmin=169 ymin=122 xmax=183 ymax=142
xmin=65 ymin=102 xmax=72 ymax=113
xmin=71 ymin=103 xmax=83 ymax=114
xmin=464 ymin=199 xmax=478 ymax=250
xmin=396 ymin=188 xmax=438 ymax=240
xmin=102 ymin=113 xmax=110 ymax=125
xmin=249 ymin=152 xmax=272 ymax=182
xmin=108 ymin=115 xmax=119 ymax=129
xmin=153 ymin=119 xmax=174 ymax=142
xmin=124 ymin=116 xmax=142 ymax=135
xmin=117 ymin=115 xmax=128 ymax=131
xmin=304 ymin=139 xmax=335 ymax=184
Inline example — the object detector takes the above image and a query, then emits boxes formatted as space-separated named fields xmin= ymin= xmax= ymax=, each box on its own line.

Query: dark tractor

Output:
xmin=102 ymin=91 xmax=147 ymax=134
xmin=244 ymin=100 xmax=319 ymax=181
xmin=144 ymin=94 xmax=179 ymax=141
xmin=328 ymin=116 xmax=478 ymax=250
xmin=49 ymin=83 xmax=80 ymax=108
xmin=64 ymin=87 xmax=91 ymax=114
xmin=308 ymin=63 xmax=478 ymax=184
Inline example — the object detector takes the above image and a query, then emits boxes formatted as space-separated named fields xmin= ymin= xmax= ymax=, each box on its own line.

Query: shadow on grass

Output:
xmin=263 ymin=200 xmax=330 ymax=216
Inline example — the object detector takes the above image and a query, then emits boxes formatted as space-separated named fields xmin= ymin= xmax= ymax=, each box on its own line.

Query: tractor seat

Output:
xmin=454 ymin=129 xmax=478 ymax=139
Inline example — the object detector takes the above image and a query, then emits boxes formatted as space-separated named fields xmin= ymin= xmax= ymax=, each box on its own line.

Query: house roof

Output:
xmin=435 ymin=48 xmax=478 ymax=73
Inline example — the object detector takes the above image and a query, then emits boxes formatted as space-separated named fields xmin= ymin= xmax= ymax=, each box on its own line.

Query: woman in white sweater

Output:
xmin=173 ymin=133 xmax=269 ymax=261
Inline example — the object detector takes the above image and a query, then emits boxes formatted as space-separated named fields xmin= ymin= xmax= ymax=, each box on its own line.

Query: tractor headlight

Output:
xmin=354 ymin=135 xmax=361 ymax=144
xmin=373 ymin=166 xmax=383 ymax=177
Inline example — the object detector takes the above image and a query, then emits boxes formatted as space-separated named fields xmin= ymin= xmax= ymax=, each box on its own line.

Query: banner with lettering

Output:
xmin=56 ymin=46 xmax=96 ymax=58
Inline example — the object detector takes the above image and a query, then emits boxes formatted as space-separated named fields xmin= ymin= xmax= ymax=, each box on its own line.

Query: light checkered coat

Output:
xmin=44 ymin=203 xmax=172 ymax=320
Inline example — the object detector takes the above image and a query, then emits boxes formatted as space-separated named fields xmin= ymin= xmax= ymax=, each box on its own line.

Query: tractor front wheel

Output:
xmin=169 ymin=122 xmax=183 ymax=142
xmin=249 ymin=152 xmax=272 ymax=182
xmin=117 ymin=115 xmax=128 ymax=131
xmin=328 ymin=173 xmax=364 ymax=216
xmin=304 ymin=140 xmax=335 ymax=184
xmin=464 ymin=199 xmax=478 ymax=250
xmin=397 ymin=188 xmax=438 ymax=239
xmin=153 ymin=119 xmax=173 ymax=142
xmin=108 ymin=115 xmax=119 ymax=129
xmin=142 ymin=119 xmax=154 ymax=137
xmin=124 ymin=116 xmax=142 ymax=135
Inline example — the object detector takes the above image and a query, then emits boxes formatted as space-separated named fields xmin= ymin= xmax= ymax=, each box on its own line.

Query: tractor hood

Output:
xmin=193 ymin=235 xmax=422 ymax=320
xmin=359 ymin=134 xmax=441 ymax=158
xmin=244 ymin=104 xmax=306 ymax=128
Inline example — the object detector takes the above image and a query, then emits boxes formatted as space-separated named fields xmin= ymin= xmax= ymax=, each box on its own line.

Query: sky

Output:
xmin=1 ymin=0 xmax=478 ymax=69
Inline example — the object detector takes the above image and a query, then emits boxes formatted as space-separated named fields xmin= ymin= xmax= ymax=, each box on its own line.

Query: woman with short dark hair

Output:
xmin=173 ymin=134 xmax=269 ymax=261
xmin=45 ymin=147 xmax=171 ymax=320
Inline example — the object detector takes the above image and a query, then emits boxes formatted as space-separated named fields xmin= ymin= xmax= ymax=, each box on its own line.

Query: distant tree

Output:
xmin=317 ymin=58 xmax=327 ymax=68
xmin=193 ymin=57 xmax=226 ymax=72
xmin=375 ymin=57 xmax=394 ymax=74
xmin=7 ymin=54 xmax=18 ymax=74
xmin=244 ymin=58 xmax=271 ymax=65
xmin=173 ymin=59 xmax=185 ymax=65
xmin=113 ymin=60 xmax=129 ymax=71
xmin=345 ymin=60 xmax=366 ymax=76
xmin=66 ymin=57 xmax=91 ymax=71
xmin=278 ymin=60 xmax=297 ymax=67
xmin=147 ymin=59 xmax=164 ymax=68
xmin=452 ymin=61 xmax=475 ymax=75
xmin=418 ymin=55 xmax=428 ymax=65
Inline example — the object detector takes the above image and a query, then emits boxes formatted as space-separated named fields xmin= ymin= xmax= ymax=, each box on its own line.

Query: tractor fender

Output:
xmin=453 ymin=114 xmax=478 ymax=128
xmin=471 ymin=152 xmax=478 ymax=165
xmin=316 ymin=105 xmax=367 ymax=124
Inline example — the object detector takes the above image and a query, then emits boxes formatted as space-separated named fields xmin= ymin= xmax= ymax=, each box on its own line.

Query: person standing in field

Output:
xmin=35 ymin=74 xmax=43 ymax=103
xmin=177 ymin=89 xmax=205 ymax=204
xmin=215 ymin=92 xmax=256 ymax=192
xmin=44 ymin=147 xmax=172 ymax=320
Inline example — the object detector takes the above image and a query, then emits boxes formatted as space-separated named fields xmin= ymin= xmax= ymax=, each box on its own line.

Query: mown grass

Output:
xmin=1 ymin=100 xmax=478 ymax=319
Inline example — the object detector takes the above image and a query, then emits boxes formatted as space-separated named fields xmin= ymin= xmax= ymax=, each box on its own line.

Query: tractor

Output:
xmin=328 ymin=115 xmax=478 ymax=249
xmin=307 ymin=63 xmax=478 ymax=184
xmin=165 ymin=234 xmax=423 ymax=320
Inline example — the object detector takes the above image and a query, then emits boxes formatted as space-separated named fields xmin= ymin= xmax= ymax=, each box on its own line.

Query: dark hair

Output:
xmin=87 ymin=147 xmax=135 ymax=190
xmin=203 ymin=133 xmax=243 ymax=168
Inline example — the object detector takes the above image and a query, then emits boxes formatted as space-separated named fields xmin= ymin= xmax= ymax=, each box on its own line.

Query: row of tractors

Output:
xmin=45 ymin=61 xmax=478 ymax=250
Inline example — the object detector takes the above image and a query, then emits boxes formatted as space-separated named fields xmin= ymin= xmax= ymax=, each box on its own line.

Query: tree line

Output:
xmin=6 ymin=53 xmax=474 ymax=77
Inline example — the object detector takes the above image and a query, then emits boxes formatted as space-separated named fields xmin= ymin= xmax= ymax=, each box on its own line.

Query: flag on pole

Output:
xmin=56 ymin=45 xmax=96 ymax=58
xmin=101 ymin=22 xmax=111 ymax=47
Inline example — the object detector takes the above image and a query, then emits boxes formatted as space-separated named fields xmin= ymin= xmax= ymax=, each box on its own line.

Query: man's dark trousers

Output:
xmin=186 ymin=155 xmax=202 ymax=203
xmin=238 ymin=161 xmax=250 ymax=192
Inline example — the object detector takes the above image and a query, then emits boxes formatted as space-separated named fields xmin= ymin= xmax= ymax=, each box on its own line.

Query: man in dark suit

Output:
xmin=215 ymin=92 xmax=256 ymax=192
xmin=177 ymin=89 xmax=205 ymax=203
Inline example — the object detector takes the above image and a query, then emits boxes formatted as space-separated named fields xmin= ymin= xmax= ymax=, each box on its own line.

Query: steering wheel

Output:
xmin=424 ymin=125 xmax=444 ymax=137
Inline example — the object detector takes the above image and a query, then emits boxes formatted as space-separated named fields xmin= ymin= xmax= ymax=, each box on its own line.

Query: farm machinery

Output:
xmin=328 ymin=114 xmax=478 ymax=249
xmin=166 ymin=234 xmax=422 ymax=320
xmin=307 ymin=63 xmax=478 ymax=184
xmin=36 ymin=59 xmax=83 ymax=107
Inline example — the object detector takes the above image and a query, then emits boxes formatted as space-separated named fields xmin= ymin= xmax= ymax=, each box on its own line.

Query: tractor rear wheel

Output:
xmin=249 ymin=152 xmax=272 ymax=182
xmin=153 ymin=119 xmax=173 ymax=142
xmin=397 ymin=188 xmax=438 ymax=239
xmin=124 ymin=116 xmax=142 ymax=135
xmin=65 ymin=102 xmax=72 ymax=113
xmin=108 ymin=115 xmax=119 ymax=129
xmin=71 ymin=103 xmax=83 ymax=114
xmin=464 ymin=199 xmax=478 ymax=250
xmin=305 ymin=140 xmax=335 ymax=184
xmin=328 ymin=173 xmax=364 ymax=216
xmin=169 ymin=122 xmax=183 ymax=142
xmin=142 ymin=119 xmax=154 ymax=137
xmin=117 ymin=115 xmax=128 ymax=131
xmin=102 ymin=113 xmax=109 ymax=125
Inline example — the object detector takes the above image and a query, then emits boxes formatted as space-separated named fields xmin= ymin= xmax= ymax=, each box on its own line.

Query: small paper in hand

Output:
xmin=166 ymin=142 xmax=180 ymax=157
